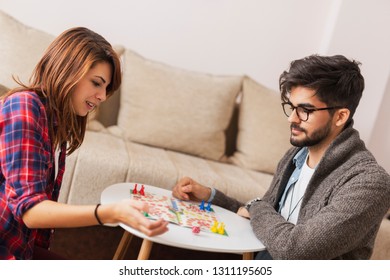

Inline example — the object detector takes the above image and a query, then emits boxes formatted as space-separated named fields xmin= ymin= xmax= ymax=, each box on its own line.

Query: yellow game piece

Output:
xmin=211 ymin=221 xmax=218 ymax=233
xmin=217 ymin=222 xmax=225 ymax=235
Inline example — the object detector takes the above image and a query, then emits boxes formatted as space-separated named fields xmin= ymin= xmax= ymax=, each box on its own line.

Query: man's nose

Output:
xmin=288 ymin=108 xmax=300 ymax=123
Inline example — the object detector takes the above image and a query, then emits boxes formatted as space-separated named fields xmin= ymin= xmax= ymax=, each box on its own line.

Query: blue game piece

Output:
xmin=171 ymin=199 xmax=179 ymax=212
xmin=199 ymin=200 xmax=205 ymax=211
xmin=206 ymin=201 xmax=212 ymax=212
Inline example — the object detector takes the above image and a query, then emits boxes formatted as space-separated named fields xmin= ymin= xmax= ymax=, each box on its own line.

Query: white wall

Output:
xmin=370 ymin=73 xmax=390 ymax=173
xmin=1 ymin=0 xmax=389 ymax=171
xmin=0 ymin=0 xmax=332 ymax=89
xmin=325 ymin=0 xmax=390 ymax=150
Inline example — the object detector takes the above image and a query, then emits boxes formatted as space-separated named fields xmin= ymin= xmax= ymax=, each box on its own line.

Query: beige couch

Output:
xmin=59 ymin=50 xmax=290 ymax=206
xmin=1 ymin=10 xmax=389 ymax=259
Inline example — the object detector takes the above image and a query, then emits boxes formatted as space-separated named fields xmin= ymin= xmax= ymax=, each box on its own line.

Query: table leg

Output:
xmin=113 ymin=231 xmax=133 ymax=260
xmin=137 ymin=239 xmax=154 ymax=260
xmin=242 ymin=252 xmax=254 ymax=260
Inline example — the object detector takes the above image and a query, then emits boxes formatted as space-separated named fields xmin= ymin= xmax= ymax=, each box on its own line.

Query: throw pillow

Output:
xmin=92 ymin=46 xmax=125 ymax=127
xmin=117 ymin=49 xmax=242 ymax=161
xmin=229 ymin=76 xmax=291 ymax=174
xmin=0 ymin=10 xmax=54 ymax=88
xmin=0 ymin=84 xmax=9 ymax=96
xmin=0 ymin=10 xmax=124 ymax=126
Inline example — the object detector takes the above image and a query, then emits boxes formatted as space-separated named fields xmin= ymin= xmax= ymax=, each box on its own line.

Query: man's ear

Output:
xmin=334 ymin=108 xmax=350 ymax=127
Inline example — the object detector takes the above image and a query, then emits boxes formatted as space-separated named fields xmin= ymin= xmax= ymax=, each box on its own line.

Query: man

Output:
xmin=172 ymin=55 xmax=390 ymax=259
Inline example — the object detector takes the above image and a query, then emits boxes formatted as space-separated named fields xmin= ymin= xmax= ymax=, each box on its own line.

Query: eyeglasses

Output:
xmin=281 ymin=102 xmax=343 ymax=122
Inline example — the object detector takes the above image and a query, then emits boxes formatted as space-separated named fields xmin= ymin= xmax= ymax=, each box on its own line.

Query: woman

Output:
xmin=0 ymin=27 xmax=168 ymax=260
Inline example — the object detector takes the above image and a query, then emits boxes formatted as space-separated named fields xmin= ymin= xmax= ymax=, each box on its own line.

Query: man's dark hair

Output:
xmin=279 ymin=54 xmax=364 ymax=121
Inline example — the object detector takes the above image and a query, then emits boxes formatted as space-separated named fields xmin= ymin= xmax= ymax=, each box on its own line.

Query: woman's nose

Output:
xmin=96 ymin=89 xmax=107 ymax=102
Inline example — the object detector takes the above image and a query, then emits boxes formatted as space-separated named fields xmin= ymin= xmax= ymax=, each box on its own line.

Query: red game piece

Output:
xmin=132 ymin=183 xmax=138 ymax=194
xmin=139 ymin=185 xmax=145 ymax=196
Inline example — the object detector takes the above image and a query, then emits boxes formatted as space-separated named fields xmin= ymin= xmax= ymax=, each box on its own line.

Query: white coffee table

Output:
xmin=101 ymin=182 xmax=265 ymax=260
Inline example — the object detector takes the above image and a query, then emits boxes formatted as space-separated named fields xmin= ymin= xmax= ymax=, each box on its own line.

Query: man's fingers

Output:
xmin=173 ymin=184 xmax=191 ymax=200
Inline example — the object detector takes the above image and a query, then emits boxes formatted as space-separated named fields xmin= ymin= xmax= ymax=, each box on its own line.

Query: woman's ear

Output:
xmin=335 ymin=108 xmax=350 ymax=127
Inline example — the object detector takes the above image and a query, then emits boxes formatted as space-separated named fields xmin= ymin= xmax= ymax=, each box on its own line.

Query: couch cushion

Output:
xmin=124 ymin=142 xmax=272 ymax=204
xmin=229 ymin=76 xmax=291 ymax=174
xmin=60 ymin=128 xmax=273 ymax=205
xmin=0 ymin=10 xmax=54 ymax=88
xmin=167 ymin=150 xmax=273 ymax=203
xmin=207 ymin=160 xmax=273 ymax=203
xmin=118 ymin=49 xmax=242 ymax=161
xmin=124 ymin=141 xmax=178 ymax=189
xmin=59 ymin=131 xmax=130 ymax=205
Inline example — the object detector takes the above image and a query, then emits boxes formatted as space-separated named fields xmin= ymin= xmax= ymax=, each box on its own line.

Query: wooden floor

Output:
xmin=50 ymin=226 xmax=242 ymax=260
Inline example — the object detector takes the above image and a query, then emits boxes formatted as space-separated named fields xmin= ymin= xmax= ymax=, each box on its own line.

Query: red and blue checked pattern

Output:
xmin=0 ymin=91 xmax=66 ymax=259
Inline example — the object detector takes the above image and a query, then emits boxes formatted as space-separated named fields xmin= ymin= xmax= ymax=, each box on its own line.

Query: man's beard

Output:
xmin=290 ymin=121 xmax=332 ymax=147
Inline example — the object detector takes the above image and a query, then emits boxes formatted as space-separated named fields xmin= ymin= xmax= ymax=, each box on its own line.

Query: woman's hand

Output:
xmin=103 ymin=199 xmax=169 ymax=237
xmin=21 ymin=199 xmax=168 ymax=237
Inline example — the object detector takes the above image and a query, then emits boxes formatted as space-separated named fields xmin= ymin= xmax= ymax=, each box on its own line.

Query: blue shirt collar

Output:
xmin=293 ymin=147 xmax=309 ymax=169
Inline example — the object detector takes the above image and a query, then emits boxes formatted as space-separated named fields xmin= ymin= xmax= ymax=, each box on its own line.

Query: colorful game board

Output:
xmin=131 ymin=187 xmax=227 ymax=236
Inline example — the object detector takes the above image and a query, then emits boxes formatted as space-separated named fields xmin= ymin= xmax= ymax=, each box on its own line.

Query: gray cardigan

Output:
xmin=213 ymin=123 xmax=390 ymax=259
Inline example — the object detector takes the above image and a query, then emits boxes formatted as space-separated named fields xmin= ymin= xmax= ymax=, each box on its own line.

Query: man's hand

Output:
xmin=172 ymin=176 xmax=211 ymax=202
xmin=237 ymin=207 xmax=250 ymax=219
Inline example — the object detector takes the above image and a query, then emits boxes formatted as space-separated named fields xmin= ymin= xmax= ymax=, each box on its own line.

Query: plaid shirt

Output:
xmin=0 ymin=91 xmax=66 ymax=260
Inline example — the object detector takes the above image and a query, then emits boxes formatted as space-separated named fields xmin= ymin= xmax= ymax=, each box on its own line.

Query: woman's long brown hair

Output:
xmin=3 ymin=27 xmax=121 ymax=154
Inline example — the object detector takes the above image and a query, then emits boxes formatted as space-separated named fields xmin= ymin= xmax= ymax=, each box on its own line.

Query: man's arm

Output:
xmin=212 ymin=189 xmax=243 ymax=213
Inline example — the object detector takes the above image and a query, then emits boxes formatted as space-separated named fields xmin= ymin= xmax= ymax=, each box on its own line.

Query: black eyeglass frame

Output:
xmin=281 ymin=102 xmax=344 ymax=122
